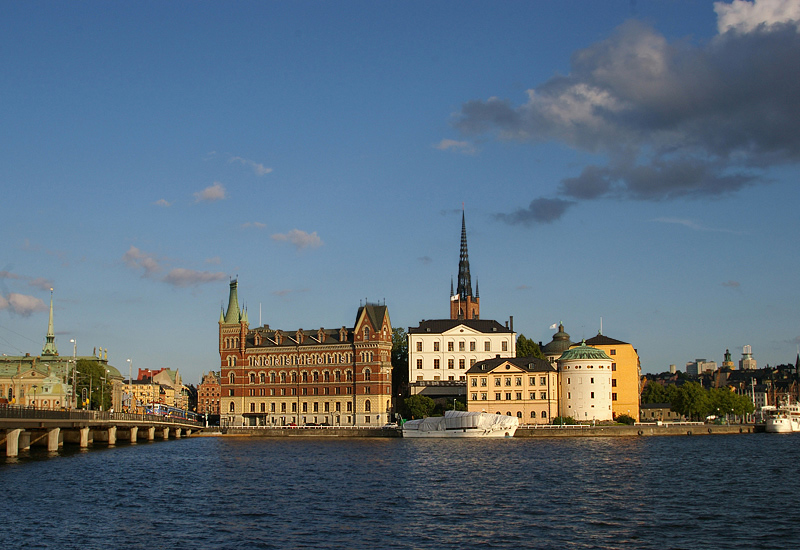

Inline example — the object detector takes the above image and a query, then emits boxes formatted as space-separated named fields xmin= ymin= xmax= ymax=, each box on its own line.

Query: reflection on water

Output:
xmin=3 ymin=434 xmax=799 ymax=549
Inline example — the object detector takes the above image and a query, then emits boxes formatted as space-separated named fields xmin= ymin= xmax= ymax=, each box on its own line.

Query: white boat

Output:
xmin=402 ymin=410 xmax=518 ymax=438
xmin=764 ymin=403 xmax=800 ymax=433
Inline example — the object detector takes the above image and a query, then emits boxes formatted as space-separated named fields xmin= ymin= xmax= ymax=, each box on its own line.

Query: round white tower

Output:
xmin=557 ymin=341 xmax=613 ymax=422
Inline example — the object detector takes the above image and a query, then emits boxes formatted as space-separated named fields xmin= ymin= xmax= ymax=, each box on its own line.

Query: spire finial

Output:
xmin=42 ymin=288 xmax=58 ymax=356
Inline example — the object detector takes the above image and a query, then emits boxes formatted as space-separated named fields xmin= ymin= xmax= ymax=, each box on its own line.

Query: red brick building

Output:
xmin=197 ymin=371 xmax=221 ymax=417
xmin=219 ymin=280 xmax=393 ymax=427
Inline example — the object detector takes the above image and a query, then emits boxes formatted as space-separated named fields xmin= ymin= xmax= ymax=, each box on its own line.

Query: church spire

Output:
xmin=42 ymin=288 xmax=58 ymax=356
xmin=457 ymin=209 xmax=473 ymax=301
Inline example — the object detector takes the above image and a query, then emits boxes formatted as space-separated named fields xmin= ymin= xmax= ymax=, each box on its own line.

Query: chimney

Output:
xmin=509 ymin=316 xmax=514 ymax=332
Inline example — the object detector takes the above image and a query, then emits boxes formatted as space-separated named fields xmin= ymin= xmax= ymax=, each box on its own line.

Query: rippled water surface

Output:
xmin=3 ymin=433 xmax=799 ymax=549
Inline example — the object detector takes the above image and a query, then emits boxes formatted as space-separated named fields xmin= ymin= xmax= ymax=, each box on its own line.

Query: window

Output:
xmin=610 ymin=349 xmax=616 ymax=355
xmin=250 ymin=402 xmax=255 ymax=412
xmin=416 ymin=341 xmax=422 ymax=352
xmin=541 ymin=411 xmax=547 ymax=419
xmin=505 ymin=377 xmax=511 ymax=386
xmin=459 ymin=341 xmax=465 ymax=351
xmin=270 ymin=372 xmax=276 ymax=383
xmin=292 ymin=403 xmax=297 ymax=413
xmin=540 ymin=376 xmax=546 ymax=385
xmin=324 ymin=402 xmax=329 ymax=413
xmin=612 ymin=379 xmax=617 ymax=387
xmin=540 ymin=392 xmax=547 ymax=400
xmin=260 ymin=373 xmax=266 ymax=384
xmin=516 ymin=411 xmax=523 ymax=418
xmin=448 ymin=359 xmax=454 ymax=369
xmin=515 ymin=377 xmax=522 ymax=386
xmin=364 ymin=327 xmax=370 ymax=340
xmin=470 ymin=341 xmax=476 ymax=351
xmin=531 ymin=411 xmax=537 ymax=418
xmin=612 ymin=363 xmax=617 ymax=371
xmin=448 ymin=342 xmax=454 ymax=352
xmin=347 ymin=402 xmax=352 ymax=412
xmin=416 ymin=359 xmax=422 ymax=369
xmin=612 ymin=393 xmax=618 ymax=401
xmin=313 ymin=402 xmax=319 ymax=413
xmin=501 ymin=341 xmax=508 ymax=351
xmin=365 ymin=400 xmax=371 ymax=412
xmin=434 ymin=342 xmax=440 ymax=351
xmin=591 ymin=377 xmax=594 ymax=384
xmin=505 ymin=392 xmax=512 ymax=401
xmin=529 ymin=377 xmax=535 ymax=385
xmin=495 ymin=393 xmax=501 ymax=401
xmin=281 ymin=403 xmax=286 ymax=413
xmin=516 ymin=392 xmax=522 ymax=400
xmin=228 ymin=389 xmax=234 ymax=397
xmin=481 ymin=393 xmax=487 ymax=400
xmin=433 ymin=359 xmax=440 ymax=369
xmin=494 ymin=378 xmax=501 ymax=386
xmin=484 ymin=341 xmax=491 ymax=351
xmin=481 ymin=378 xmax=487 ymax=386
xmin=471 ymin=378 xmax=477 ymax=387
xmin=229 ymin=372 xmax=235 ymax=384
xmin=249 ymin=373 xmax=255 ymax=384
xmin=271 ymin=403 xmax=276 ymax=412
xmin=471 ymin=393 xmax=478 ymax=401
xmin=229 ymin=402 xmax=235 ymax=413
xmin=302 ymin=402 xmax=308 ymax=413
xmin=470 ymin=359 xmax=476 ymax=367
xmin=459 ymin=359 xmax=465 ymax=369
xmin=448 ymin=376 xmax=454 ymax=381
xmin=590 ymin=392 xmax=595 ymax=399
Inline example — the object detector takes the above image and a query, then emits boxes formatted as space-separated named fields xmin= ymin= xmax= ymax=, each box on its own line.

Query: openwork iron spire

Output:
xmin=457 ymin=210 xmax=473 ymax=301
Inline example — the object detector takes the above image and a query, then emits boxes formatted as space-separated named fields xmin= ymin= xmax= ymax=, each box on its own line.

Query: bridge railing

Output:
xmin=0 ymin=404 xmax=201 ymax=425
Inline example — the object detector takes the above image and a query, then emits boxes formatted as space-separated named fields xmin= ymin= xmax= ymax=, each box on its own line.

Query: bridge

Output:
xmin=0 ymin=405 xmax=202 ymax=457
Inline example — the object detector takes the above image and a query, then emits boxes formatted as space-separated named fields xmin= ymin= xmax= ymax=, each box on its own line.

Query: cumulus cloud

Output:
xmin=163 ymin=268 xmax=227 ymax=288
xmin=123 ymin=246 xmax=162 ymax=277
xmin=154 ymin=199 xmax=171 ymax=207
xmin=434 ymin=139 xmax=476 ymax=155
xmin=271 ymin=229 xmax=324 ymax=250
xmin=230 ymin=156 xmax=273 ymax=176
xmin=0 ymin=293 xmax=47 ymax=316
xmin=122 ymin=246 xmax=226 ymax=288
xmin=194 ymin=182 xmax=227 ymax=202
xmin=455 ymin=1 xmax=800 ymax=224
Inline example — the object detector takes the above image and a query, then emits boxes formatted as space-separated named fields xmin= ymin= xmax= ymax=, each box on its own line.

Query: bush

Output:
xmin=615 ymin=414 xmax=636 ymax=425
xmin=552 ymin=416 xmax=577 ymax=425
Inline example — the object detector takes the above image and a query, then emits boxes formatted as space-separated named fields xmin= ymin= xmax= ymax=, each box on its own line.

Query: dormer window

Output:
xmin=364 ymin=327 xmax=370 ymax=340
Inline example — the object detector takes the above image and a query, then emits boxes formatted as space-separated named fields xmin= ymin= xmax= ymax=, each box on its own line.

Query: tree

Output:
xmin=404 ymin=394 xmax=435 ymax=419
xmin=641 ymin=381 xmax=669 ymax=404
xmin=75 ymin=359 xmax=112 ymax=411
xmin=672 ymin=381 xmax=711 ymax=421
xmin=391 ymin=327 xmax=409 ymax=416
xmin=516 ymin=334 xmax=545 ymax=359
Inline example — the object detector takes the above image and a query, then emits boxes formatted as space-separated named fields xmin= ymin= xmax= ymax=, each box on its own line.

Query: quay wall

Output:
xmin=206 ymin=424 xmax=757 ymax=438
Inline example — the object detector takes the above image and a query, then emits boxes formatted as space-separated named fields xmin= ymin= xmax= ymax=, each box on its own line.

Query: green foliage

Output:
xmin=433 ymin=398 xmax=467 ymax=415
xmin=75 ymin=359 xmax=112 ymax=411
xmin=516 ymin=334 xmax=545 ymax=359
xmin=615 ymin=414 xmax=636 ymax=425
xmin=404 ymin=394 xmax=435 ymax=419
xmin=708 ymin=387 xmax=755 ymax=418
xmin=641 ymin=381 xmax=668 ymax=404
xmin=552 ymin=416 xmax=577 ymax=425
xmin=671 ymin=381 xmax=711 ymax=421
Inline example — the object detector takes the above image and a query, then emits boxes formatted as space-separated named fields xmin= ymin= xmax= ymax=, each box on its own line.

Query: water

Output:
xmin=2 ymin=434 xmax=798 ymax=549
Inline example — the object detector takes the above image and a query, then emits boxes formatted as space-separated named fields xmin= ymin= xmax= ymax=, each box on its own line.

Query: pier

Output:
xmin=0 ymin=405 xmax=201 ymax=457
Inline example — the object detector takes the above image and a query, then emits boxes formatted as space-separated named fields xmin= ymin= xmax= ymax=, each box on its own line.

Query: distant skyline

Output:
xmin=2 ymin=0 xmax=799 ymax=382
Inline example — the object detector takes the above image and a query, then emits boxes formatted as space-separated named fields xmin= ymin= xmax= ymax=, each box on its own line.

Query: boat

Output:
xmin=764 ymin=402 xmax=800 ymax=433
xmin=401 ymin=410 xmax=518 ymax=438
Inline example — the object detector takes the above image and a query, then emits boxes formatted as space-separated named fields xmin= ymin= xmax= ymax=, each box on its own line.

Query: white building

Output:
xmin=739 ymin=345 xmax=757 ymax=370
xmin=558 ymin=341 xmax=613 ymax=422
xmin=408 ymin=319 xmax=516 ymax=397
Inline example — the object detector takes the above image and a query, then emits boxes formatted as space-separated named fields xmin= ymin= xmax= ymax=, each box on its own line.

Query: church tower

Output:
xmin=450 ymin=209 xmax=480 ymax=320
xmin=42 ymin=288 xmax=58 ymax=356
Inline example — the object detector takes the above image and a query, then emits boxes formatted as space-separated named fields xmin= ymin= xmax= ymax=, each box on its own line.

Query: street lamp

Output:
xmin=126 ymin=358 xmax=133 ymax=413
xmin=100 ymin=369 xmax=109 ymax=412
xmin=32 ymin=384 xmax=38 ymax=408
xmin=70 ymin=338 xmax=77 ymax=408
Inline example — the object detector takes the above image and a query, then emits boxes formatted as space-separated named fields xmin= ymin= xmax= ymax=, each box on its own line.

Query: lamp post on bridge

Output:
xmin=70 ymin=338 xmax=77 ymax=409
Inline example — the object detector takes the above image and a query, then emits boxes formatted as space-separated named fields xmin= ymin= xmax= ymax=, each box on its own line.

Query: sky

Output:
xmin=2 ymin=0 xmax=799 ymax=383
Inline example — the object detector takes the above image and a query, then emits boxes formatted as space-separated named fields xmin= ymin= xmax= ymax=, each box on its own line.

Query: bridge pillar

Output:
xmin=129 ymin=426 xmax=138 ymax=443
xmin=47 ymin=428 xmax=61 ymax=452
xmin=107 ymin=426 xmax=117 ymax=446
xmin=79 ymin=427 xmax=91 ymax=448
xmin=19 ymin=431 xmax=31 ymax=452
xmin=146 ymin=426 xmax=155 ymax=441
xmin=185 ymin=429 xmax=192 ymax=436
xmin=161 ymin=427 xmax=169 ymax=440
xmin=4 ymin=429 xmax=23 ymax=457
xmin=175 ymin=428 xmax=182 ymax=438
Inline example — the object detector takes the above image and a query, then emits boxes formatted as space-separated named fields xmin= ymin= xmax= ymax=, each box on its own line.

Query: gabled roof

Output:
xmin=408 ymin=318 xmax=511 ymax=335
xmin=466 ymin=356 xmax=555 ymax=374
xmin=356 ymin=304 xmax=389 ymax=332
xmin=583 ymin=334 xmax=629 ymax=346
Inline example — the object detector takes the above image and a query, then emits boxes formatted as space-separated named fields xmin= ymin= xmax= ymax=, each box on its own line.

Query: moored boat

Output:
xmin=764 ymin=403 xmax=800 ymax=433
xmin=402 ymin=410 xmax=518 ymax=438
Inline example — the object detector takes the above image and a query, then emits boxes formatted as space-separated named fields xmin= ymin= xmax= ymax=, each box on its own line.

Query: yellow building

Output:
xmin=466 ymin=356 xmax=558 ymax=424
xmin=578 ymin=334 xmax=641 ymax=421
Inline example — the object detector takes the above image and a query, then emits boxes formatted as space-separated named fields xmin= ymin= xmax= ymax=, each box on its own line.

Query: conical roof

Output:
xmin=559 ymin=341 xmax=612 ymax=361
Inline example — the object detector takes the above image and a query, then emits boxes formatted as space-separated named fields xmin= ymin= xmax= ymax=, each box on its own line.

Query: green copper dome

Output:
xmin=558 ymin=341 xmax=612 ymax=361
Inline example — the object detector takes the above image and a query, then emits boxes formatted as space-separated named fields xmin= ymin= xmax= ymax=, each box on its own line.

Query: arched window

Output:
xmin=249 ymin=373 xmax=255 ymax=384
xmin=323 ymin=371 xmax=330 ymax=382
xmin=346 ymin=370 xmax=353 ymax=382
xmin=531 ymin=411 xmax=537 ymax=418
xmin=280 ymin=372 xmax=286 ymax=383
xmin=363 ymin=326 xmax=370 ymax=340
xmin=364 ymin=369 xmax=371 ymax=381
xmin=302 ymin=372 xmax=308 ymax=383
xmin=335 ymin=371 xmax=341 ymax=382
xmin=365 ymin=400 xmax=371 ymax=412
xmin=291 ymin=372 xmax=297 ymax=383
xmin=506 ymin=411 xmax=512 ymax=416
xmin=313 ymin=372 xmax=319 ymax=382
xmin=270 ymin=372 xmax=276 ymax=383
xmin=541 ymin=411 xmax=547 ymax=419
xmin=229 ymin=402 xmax=235 ymax=413
xmin=517 ymin=411 xmax=523 ymax=418
xmin=229 ymin=372 xmax=235 ymax=384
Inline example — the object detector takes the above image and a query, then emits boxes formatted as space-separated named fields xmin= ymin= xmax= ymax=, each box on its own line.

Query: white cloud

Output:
xmin=205 ymin=256 xmax=222 ymax=265
xmin=154 ymin=199 xmax=172 ymax=207
xmin=271 ymin=229 xmax=324 ymax=250
xmin=241 ymin=222 xmax=267 ymax=229
xmin=194 ymin=182 xmax=227 ymax=202
xmin=715 ymin=0 xmax=800 ymax=33
xmin=230 ymin=156 xmax=273 ymax=176
xmin=0 ymin=293 xmax=47 ymax=316
xmin=162 ymin=268 xmax=227 ymax=288
xmin=434 ymin=139 xmax=476 ymax=155
xmin=122 ymin=246 xmax=162 ymax=277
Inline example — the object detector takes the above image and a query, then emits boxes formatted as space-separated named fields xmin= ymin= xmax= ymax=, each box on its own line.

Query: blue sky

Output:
xmin=2 ymin=0 xmax=799 ymax=382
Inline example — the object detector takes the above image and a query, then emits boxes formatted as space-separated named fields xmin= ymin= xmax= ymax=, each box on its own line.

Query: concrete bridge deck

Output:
xmin=0 ymin=405 xmax=202 ymax=457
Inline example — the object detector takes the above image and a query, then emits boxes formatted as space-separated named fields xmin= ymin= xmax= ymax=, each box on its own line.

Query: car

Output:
xmin=382 ymin=422 xmax=399 ymax=429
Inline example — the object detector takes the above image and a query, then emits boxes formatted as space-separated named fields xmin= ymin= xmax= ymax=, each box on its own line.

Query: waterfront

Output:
xmin=3 ymin=434 xmax=798 ymax=549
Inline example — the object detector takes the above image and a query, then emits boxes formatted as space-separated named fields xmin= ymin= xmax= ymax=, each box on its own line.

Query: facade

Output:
xmin=408 ymin=319 xmax=516 ymax=397
xmin=219 ymin=280 xmax=393 ymax=427
xmin=686 ymin=359 xmax=717 ymax=376
xmin=739 ymin=345 xmax=757 ymax=370
xmin=722 ymin=349 xmax=735 ymax=369
xmin=466 ymin=356 xmax=557 ymax=424
xmin=580 ymin=334 xmax=642 ymax=421
xmin=558 ymin=342 xmax=614 ymax=422
xmin=197 ymin=371 xmax=221 ymax=416
xmin=640 ymin=403 xmax=685 ymax=422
